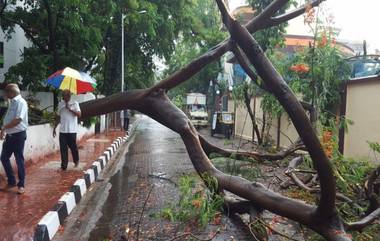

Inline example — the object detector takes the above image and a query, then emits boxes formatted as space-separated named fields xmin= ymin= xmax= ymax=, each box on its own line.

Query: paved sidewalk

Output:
xmin=0 ymin=129 xmax=126 ymax=241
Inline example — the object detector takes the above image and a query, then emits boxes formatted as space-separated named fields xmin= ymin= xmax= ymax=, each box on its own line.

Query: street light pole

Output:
xmin=121 ymin=13 xmax=125 ymax=92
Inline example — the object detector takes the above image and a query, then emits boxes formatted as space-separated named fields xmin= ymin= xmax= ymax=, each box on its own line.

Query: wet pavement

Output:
xmin=0 ymin=129 xmax=125 ymax=241
xmin=54 ymin=116 xmax=252 ymax=241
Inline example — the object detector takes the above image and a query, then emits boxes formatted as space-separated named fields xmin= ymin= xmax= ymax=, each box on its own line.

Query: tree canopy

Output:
xmin=1 ymin=0 xmax=114 ymax=90
xmin=165 ymin=0 xmax=227 ymax=97
xmin=0 ymin=0 xmax=200 ymax=95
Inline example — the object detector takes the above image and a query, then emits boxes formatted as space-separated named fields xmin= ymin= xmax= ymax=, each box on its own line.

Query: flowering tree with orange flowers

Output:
xmin=288 ymin=5 xmax=351 ymax=125
xmin=288 ymin=32 xmax=350 ymax=125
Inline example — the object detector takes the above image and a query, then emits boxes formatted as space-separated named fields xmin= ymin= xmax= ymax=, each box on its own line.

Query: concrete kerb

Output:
xmin=98 ymin=155 xmax=107 ymax=168
xmin=33 ymin=134 xmax=130 ymax=241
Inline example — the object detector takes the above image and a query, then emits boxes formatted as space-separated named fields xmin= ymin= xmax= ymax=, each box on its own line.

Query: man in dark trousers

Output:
xmin=0 ymin=84 xmax=28 ymax=194
xmin=120 ymin=109 xmax=130 ymax=134
xmin=53 ymin=90 xmax=81 ymax=170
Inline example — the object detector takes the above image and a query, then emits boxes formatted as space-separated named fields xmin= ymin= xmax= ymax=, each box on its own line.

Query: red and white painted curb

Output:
xmin=33 ymin=130 xmax=132 ymax=241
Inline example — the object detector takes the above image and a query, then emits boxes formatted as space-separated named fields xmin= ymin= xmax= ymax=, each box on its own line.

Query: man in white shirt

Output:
xmin=53 ymin=90 xmax=81 ymax=170
xmin=0 ymin=84 xmax=28 ymax=194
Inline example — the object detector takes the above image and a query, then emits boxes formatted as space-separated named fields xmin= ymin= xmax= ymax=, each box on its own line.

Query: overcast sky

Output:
xmin=228 ymin=0 xmax=380 ymax=52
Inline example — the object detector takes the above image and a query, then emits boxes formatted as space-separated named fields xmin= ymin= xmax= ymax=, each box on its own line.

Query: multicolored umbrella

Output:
xmin=46 ymin=67 xmax=97 ymax=94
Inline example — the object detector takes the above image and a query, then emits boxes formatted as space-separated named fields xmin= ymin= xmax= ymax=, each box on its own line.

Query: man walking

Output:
xmin=120 ymin=109 xmax=130 ymax=134
xmin=53 ymin=90 xmax=81 ymax=170
xmin=1 ymin=84 xmax=28 ymax=194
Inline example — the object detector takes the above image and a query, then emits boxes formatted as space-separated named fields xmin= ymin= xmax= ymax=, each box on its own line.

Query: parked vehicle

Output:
xmin=211 ymin=112 xmax=234 ymax=139
xmin=184 ymin=93 xmax=208 ymax=128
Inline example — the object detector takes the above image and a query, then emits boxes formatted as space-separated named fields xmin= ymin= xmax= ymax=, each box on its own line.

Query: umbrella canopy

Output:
xmin=46 ymin=67 xmax=96 ymax=94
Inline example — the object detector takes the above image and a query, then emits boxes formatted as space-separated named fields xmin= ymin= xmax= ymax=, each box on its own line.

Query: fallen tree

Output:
xmin=79 ymin=0 xmax=379 ymax=240
xmin=199 ymin=134 xmax=305 ymax=162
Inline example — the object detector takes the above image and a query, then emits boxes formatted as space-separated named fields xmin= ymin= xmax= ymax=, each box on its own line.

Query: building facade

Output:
xmin=0 ymin=21 xmax=31 ymax=82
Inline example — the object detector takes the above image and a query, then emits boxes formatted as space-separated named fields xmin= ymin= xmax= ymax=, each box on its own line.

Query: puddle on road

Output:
xmin=87 ymin=150 xmax=133 ymax=241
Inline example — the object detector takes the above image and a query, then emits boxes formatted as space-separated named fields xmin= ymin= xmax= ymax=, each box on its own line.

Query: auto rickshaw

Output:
xmin=211 ymin=112 xmax=234 ymax=139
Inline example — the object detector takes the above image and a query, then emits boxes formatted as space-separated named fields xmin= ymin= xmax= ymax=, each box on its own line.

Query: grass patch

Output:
xmin=210 ymin=156 xmax=261 ymax=181
xmin=156 ymin=174 xmax=224 ymax=228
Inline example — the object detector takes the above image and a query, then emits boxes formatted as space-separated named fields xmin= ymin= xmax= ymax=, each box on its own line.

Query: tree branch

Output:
xmin=243 ymin=87 xmax=263 ymax=144
xmin=42 ymin=0 xmax=54 ymax=40
xmin=149 ymin=40 xmax=232 ymax=92
xmin=147 ymin=0 xmax=325 ymax=94
xmin=0 ymin=0 xmax=7 ymax=16
xmin=199 ymin=135 xmax=304 ymax=162
xmin=346 ymin=208 xmax=380 ymax=231
xmin=77 ymin=0 xmax=351 ymax=239
xmin=231 ymin=44 xmax=263 ymax=89
xmin=80 ymin=82 xmax=351 ymax=241
xmin=267 ymin=0 xmax=326 ymax=28
xmin=215 ymin=0 xmax=336 ymax=219
xmin=245 ymin=0 xmax=290 ymax=32
xmin=42 ymin=0 xmax=60 ymax=70
xmin=286 ymin=156 xmax=316 ymax=191
xmin=1 ymin=17 xmax=49 ymax=54
xmin=80 ymin=89 xmax=316 ymax=226
xmin=365 ymin=165 xmax=380 ymax=214
xmin=285 ymin=156 xmax=364 ymax=212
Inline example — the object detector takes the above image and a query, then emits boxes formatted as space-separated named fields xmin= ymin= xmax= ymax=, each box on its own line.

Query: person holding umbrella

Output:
xmin=53 ymin=90 xmax=81 ymax=170
xmin=46 ymin=67 xmax=96 ymax=170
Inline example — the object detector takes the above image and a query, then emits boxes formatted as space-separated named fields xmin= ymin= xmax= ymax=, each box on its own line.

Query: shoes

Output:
xmin=17 ymin=187 xmax=25 ymax=194
xmin=1 ymin=184 xmax=24 ymax=194
xmin=74 ymin=162 xmax=79 ymax=168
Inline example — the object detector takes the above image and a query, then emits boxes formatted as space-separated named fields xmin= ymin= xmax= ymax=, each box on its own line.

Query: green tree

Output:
xmin=101 ymin=0 xmax=197 ymax=95
xmin=248 ymin=0 xmax=295 ymax=50
xmin=1 ymin=0 xmax=114 ymax=91
xmin=0 ymin=0 xmax=198 ymax=97
xmin=288 ymin=32 xmax=351 ymax=125
xmin=165 ymin=0 xmax=227 ymax=98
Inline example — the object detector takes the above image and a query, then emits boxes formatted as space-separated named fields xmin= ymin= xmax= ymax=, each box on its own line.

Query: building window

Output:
xmin=0 ymin=42 xmax=3 ymax=68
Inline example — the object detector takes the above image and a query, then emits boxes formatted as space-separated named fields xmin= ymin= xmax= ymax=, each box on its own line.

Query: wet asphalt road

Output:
xmin=54 ymin=116 xmax=252 ymax=241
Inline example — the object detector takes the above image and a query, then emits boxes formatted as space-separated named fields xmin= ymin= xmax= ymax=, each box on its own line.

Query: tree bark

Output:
xmin=365 ymin=165 xmax=380 ymax=214
xmin=346 ymin=208 xmax=380 ymax=231
xmin=199 ymin=135 xmax=304 ymax=162
xmin=103 ymin=13 xmax=123 ymax=95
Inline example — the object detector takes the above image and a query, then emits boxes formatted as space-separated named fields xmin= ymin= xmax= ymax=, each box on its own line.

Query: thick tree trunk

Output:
xmin=103 ymin=15 xmax=122 ymax=95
